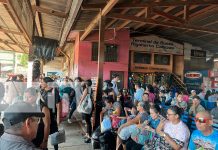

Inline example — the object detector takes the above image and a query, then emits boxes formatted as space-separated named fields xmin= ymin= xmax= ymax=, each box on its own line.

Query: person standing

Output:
xmin=24 ymin=87 xmax=51 ymax=149
xmin=111 ymin=74 xmax=120 ymax=97
xmin=79 ymin=79 xmax=93 ymax=143
xmin=134 ymin=82 xmax=144 ymax=106
xmin=40 ymin=77 xmax=61 ymax=150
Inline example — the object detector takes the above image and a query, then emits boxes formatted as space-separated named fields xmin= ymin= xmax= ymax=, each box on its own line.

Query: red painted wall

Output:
xmin=73 ymin=29 xmax=130 ymax=88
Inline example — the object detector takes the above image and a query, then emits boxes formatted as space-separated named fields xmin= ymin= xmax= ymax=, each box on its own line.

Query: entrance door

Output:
xmin=110 ymin=71 xmax=124 ymax=90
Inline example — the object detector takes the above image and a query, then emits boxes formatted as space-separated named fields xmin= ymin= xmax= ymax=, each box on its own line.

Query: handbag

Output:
xmin=110 ymin=115 xmax=121 ymax=129
xmin=77 ymin=90 xmax=92 ymax=114
xmin=49 ymin=129 xmax=66 ymax=145
xmin=101 ymin=117 xmax=112 ymax=133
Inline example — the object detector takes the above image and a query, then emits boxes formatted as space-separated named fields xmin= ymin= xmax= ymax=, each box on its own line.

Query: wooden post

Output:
xmin=93 ymin=15 xmax=105 ymax=130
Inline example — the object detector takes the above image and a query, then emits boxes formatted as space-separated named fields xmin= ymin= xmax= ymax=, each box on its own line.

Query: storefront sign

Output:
xmin=184 ymin=71 xmax=202 ymax=79
xmin=184 ymin=70 xmax=208 ymax=91
xmin=130 ymin=35 xmax=183 ymax=55
xmin=191 ymin=50 xmax=206 ymax=58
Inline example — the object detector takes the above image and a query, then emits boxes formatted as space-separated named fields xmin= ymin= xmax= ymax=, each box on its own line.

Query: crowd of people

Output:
xmin=0 ymin=73 xmax=218 ymax=150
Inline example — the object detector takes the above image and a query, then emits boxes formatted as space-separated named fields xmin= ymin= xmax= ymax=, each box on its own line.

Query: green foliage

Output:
xmin=19 ymin=54 xmax=28 ymax=67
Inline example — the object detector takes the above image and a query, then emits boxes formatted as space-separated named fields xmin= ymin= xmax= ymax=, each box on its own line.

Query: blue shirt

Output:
xmin=134 ymin=88 xmax=144 ymax=102
xmin=147 ymin=116 xmax=160 ymax=129
xmin=188 ymin=129 xmax=218 ymax=150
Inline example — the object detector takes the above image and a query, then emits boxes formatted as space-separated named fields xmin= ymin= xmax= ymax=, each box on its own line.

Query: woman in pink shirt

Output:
xmin=146 ymin=84 xmax=155 ymax=103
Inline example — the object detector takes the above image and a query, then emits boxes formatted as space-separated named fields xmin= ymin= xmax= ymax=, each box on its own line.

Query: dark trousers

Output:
xmin=82 ymin=113 xmax=92 ymax=136
xmin=68 ymin=101 xmax=76 ymax=119
xmin=126 ymin=138 xmax=143 ymax=150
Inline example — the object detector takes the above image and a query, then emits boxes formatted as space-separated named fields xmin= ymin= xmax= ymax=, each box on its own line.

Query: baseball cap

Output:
xmin=2 ymin=101 xmax=44 ymax=128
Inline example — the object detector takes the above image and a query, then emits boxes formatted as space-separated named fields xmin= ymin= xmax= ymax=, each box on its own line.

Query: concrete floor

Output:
xmin=48 ymin=113 xmax=93 ymax=150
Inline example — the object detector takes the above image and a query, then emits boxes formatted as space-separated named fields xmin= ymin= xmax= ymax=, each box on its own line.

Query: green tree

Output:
xmin=20 ymin=54 xmax=28 ymax=67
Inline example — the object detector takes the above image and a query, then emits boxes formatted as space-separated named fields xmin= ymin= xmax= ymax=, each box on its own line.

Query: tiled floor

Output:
xmin=48 ymin=113 xmax=93 ymax=150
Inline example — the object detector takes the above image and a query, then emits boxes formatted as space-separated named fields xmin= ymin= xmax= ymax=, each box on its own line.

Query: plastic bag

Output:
xmin=101 ymin=117 xmax=112 ymax=133
xmin=77 ymin=94 xmax=92 ymax=114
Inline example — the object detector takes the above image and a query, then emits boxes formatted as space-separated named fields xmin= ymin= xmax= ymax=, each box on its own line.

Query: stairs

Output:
xmin=170 ymin=73 xmax=187 ymax=93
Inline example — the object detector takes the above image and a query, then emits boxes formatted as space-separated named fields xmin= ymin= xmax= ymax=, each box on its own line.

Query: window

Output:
xmin=154 ymin=54 xmax=170 ymax=65
xmin=134 ymin=52 xmax=151 ymax=64
xmin=92 ymin=42 xmax=118 ymax=62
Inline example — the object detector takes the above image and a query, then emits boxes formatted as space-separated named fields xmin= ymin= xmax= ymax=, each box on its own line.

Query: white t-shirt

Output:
xmin=164 ymin=120 xmax=190 ymax=150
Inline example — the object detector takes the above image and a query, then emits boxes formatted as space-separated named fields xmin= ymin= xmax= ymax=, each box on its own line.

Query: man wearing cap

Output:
xmin=190 ymin=90 xmax=197 ymax=98
xmin=189 ymin=95 xmax=205 ymax=116
xmin=0 ymin=101 xmax=44 ymax=150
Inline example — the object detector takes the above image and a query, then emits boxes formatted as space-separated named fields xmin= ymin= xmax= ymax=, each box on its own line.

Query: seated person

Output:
xmin=211 ymin=99 xmax=218 ymax=119
xmin=189 ymin=96 xmax=205 ymax=116
xmin=159 ymin=90 xmax=167 ymax=104
xmin=155 ymin=106 xmax=190 ymax=149
xmin=116 ymin=101 xmax=149 ymax=150
xmin=165 ymin=91 xmax=173 ymax=106
xmin=134 ymin=82 xmax=144 ymax=106
xmin=126 ymin=104 xmax=163 ymax=150
xmin=188 ymin=111 xmax=218 ymax=149
xmin=118 ymin=106 xmax=138 ymax=126
xmin=171 ymin=92 xmax=188 ymax=111
xmin=100 ymin=96 xmax=121 ymax=123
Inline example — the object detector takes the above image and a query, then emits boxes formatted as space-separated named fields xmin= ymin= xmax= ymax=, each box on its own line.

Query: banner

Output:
xmin=184 ymin=70 xmax=208 ymax=91
xmin=130 ymin=35 xmax=183 ymax=55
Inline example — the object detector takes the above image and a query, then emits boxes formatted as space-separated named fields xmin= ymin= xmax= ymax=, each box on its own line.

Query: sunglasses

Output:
xmin=195 ymin=117 xmax=210 ymax=123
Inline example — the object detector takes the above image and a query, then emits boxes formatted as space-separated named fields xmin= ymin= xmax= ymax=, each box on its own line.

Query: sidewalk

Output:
xmin=48 ymin=114 xmax=93 ymax=150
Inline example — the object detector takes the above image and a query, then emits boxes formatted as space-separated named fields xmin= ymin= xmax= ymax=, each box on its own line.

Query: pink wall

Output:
xmin=74 ymin=29 xmax=130 ymax=88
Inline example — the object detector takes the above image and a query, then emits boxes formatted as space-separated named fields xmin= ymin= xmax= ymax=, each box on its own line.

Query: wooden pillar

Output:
xmin=94 ymin=15 xmax=105 ymax=130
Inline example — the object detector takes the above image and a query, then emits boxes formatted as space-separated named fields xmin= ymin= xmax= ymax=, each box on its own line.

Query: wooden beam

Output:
xmin=134 ymin=6 xmax=176 ymax=30
xmin=96 ymin=0 xmax=141 ymax=29
xmin=82 ymin=1 xmax=218 ymax=9
xmin=94 ymin=16 xmax=105 ymax=129
xmin=32 ymin=0 xmax=43 ymax=37
xmin=152 ymin=8 xmax=185 ymax=24
xmin=0 ymin=39 xmax=20 ymax=52
xmin=80 ymin=0 xmax=118 ymax=41
xmin=107 ymin=13 xmax=218 ymax=34
xmin=0 ymin=39 xmax=28 ymax=47
xmin=0 ymin=0 xmax=6 ymax=4
xmin=33 ymin=6 xmax=68 ymax=18
xmin=0 ymin=27 xmax=22 ymax=35
xmin=181 ymin=5 xmax=217 ymax=34
xmin=5 ymin=0 xmax=32 ymax=44
xmin=3 ymin=31 xmax=27 ymax=53
xmin=105 ymin=9 xmax=129 ymax=29
xmin=142 ymin=5 xmax=198 ymax=31
xmin=116 ymin=8 xmax=147 ymax=31
xmin=184 ymin=5 xmax=189 ymax=21
xmin=59 ymin=0 xmax=83 ymax=47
